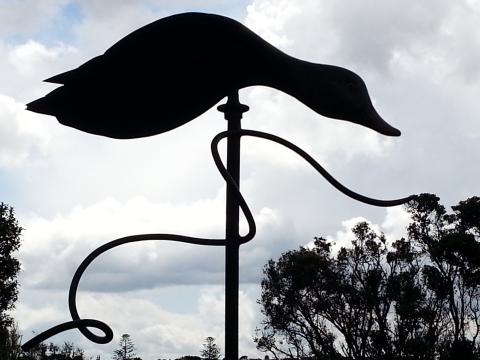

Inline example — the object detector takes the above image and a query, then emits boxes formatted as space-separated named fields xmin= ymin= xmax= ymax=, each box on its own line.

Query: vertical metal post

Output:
xmin=217 ymin=91 xmax=249 ymax=360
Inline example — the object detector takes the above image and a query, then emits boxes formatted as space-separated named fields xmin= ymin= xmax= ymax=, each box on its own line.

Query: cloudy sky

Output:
xmin=2 ymin=0 xmax=480 ymax=358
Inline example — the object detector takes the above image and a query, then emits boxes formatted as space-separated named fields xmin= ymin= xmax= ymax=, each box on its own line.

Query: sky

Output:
xmin=1 ymin=0 xmax=480 ymax=359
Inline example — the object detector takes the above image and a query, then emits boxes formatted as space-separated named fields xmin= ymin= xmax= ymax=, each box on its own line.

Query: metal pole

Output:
xmin=217 ymin=91 xmax=249 ymax=360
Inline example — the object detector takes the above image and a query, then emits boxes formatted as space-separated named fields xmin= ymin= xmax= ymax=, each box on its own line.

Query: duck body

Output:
xmin=27 ymin=12 xmax=400 ymax=139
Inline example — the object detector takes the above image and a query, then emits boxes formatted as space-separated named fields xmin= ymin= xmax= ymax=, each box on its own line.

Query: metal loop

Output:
xmin=22 ymin=130 xmax=257 ymax=350
xmin=22 ymin=128 xmax=410 ymax=351
xmin=225 ymin=129 xmax=413 ymax=207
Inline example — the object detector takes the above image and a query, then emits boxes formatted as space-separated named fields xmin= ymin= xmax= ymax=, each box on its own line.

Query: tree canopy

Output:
xmin=200 ymin=337 xmax=221 ymax=360
xmin=255 ymin=194 xmax=480 ymax=360
xmin=0 ymin=202 xmax=22 ymax=329
xmin=113 ymin=334 xmax=137 ymax=360
xmin=0 ymin=202 xmax=23 ymax=360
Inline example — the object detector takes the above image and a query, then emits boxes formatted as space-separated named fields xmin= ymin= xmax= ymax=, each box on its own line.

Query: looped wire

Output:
xmin=22 ymin=129 xmax=411 ymax=351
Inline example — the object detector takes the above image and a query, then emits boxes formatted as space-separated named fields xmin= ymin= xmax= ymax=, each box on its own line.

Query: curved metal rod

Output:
xmin=21 ymin=319 xmax=113 ymax=350
xmin=69 ymin=234 xmax=227 ymax=344
xmin=22 ymin=133 xmax=257 ymax=350
xmin=212 ymin=129 xmax=413 ymax=207
xmin=22 ymin=128 xmax=410 ymax=351
xmin=69 ymin=133 xmax=261 ymax=344
xmin=21 ymin=238 xmax=230 ymax=350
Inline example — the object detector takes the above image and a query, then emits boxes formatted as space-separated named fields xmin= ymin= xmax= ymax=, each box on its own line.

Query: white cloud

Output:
xmin=15 ymin=300 xmax=64 ymax=331
xmin=305 ymin=205 xmax=410 ymax=253
xmin=19 ymin=195 xmax=225 ymax=290
xmin=70 ymin=1 xmax=166 ymax=57
xmin=381 ymin=206 xmax=411 ymax=240
xmin=327 ymin=216 xmax=379 ymax=253
xmin=0 ymin=39 xmax=79 ymax=102
xmin=18 ymin=192 xmax=300 ymax=291
xmin=245 ymin=0 xmax=300 ymax=48
xmin=0 ymin=0 xmax=67 ymax=38
xmin=8 ymin=40 xmax=77 ymax=77
xmin=15 ymin=286 xmax=261 ymax=359
xmin=0 ymin=94 xmax=51 ymax=167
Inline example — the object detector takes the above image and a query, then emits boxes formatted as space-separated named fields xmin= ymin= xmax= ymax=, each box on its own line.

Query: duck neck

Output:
xmin=263 ymin=56 xmax=330 ymax=100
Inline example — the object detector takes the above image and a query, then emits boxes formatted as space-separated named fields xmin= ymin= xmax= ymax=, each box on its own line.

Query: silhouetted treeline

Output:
xmin=0 ymin=323 xmax=110 ymax=360
xmin=9 ymin=337 xmax=88 ymax=360
xmin=256 ymin=194 xmax=480 ymax=360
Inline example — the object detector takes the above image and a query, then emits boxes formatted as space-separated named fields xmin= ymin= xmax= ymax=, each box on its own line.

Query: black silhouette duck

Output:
xmin=27 ymin=12 xmax=400 ymax=139
xmin=21 ymin=12 xmax=413 ymax=353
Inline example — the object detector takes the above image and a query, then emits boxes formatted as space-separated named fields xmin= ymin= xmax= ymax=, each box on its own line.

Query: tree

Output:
xmin=406 ymin=194 xmax=480 ymax=359
xmin=200 ymin=337 xmax=221 ymax=360
xmin=0 ymin=323 xmax=22 ymax=360
xmin=48 ymin=342 xmax=60 ymax=356
xmin=255 ymin=194 xmax=480 ymax=360
xmin=113 ymin=334 xmax=136 ymax=360
xmin=0 ymin=202 xmax=22 ymax=328
xmin=61 ymin=341 xmax=74 ymax=358
xmin=0 ymin=203 xmax=23 ymax=360
xmin=3 ymin=338 xmax=88 ymax=360
xmin=72 ymin=345 xmax=85 ymax=360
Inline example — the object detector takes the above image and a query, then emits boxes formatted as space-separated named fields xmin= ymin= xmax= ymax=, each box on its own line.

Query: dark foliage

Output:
xmin=200 ymin=337 xmax=221 ymax=360
xmin=0 ymin=323 xmax=22 ymax=360
xmin=113 ymin=334 xmax=137 ymax=360
xmin=0 ymin=202 xmax=22 ymax=329
xmin=255 ymin=194 xmax=480 ymax=359
xmin=0 ymin=203 xmax=23 ymax=360
xmin=12 ymin=339 xmax=87 ymax=360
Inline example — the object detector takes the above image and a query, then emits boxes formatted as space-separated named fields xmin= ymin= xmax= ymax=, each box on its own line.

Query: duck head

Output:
xmin=284 ymin=60 xmax=400 ymax=136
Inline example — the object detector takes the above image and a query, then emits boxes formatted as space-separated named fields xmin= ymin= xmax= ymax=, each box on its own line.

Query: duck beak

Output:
xmin=365 ymin=106 xmax=401 ymax=137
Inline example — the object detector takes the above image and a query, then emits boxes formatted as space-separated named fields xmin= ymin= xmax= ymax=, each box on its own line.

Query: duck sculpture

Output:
xmin=21 ymin=12 xmax=413 ymax=358
xmin=27 ymin=12 xmax=400 ymax=138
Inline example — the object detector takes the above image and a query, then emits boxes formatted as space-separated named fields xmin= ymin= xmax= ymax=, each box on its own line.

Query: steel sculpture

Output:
xmin=23 ymin=12 xmax=412 ymax=360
